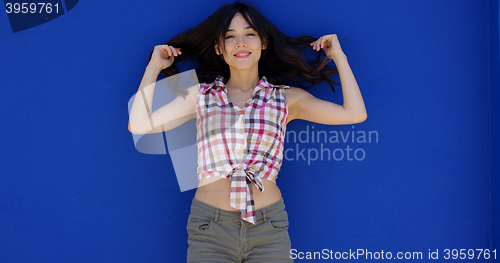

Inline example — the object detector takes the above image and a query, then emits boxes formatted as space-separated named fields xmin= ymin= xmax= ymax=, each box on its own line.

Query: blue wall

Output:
xmin=0 ymin=0 xmax=496 ymax=262
xmin=490 ymin=0 xmax=500 ymax=259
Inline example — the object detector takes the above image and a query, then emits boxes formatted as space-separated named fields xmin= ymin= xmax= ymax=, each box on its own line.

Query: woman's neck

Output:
xmin=226 ymin=67 xmax=260 ymax=92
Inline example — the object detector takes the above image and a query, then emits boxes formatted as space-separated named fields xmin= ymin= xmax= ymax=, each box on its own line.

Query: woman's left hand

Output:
xmin=310 ymin=34 xmax=343 ymax=59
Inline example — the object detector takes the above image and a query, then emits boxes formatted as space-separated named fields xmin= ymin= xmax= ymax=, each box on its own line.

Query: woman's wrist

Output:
xmin=146 ymin=62 xmax=164 ymax=73
xmin=328 ymin=50 xmax=346 ymax=61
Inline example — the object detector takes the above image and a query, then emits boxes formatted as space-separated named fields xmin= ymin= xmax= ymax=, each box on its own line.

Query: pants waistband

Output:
xmin=190 ymin=197 xmax=285 ymax=223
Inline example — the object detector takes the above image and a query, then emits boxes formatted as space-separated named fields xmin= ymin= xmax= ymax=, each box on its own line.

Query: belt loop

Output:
xmin=214 ymin=209 xmax=219 ymax=222
xmin=262 ymin=208 xmax=267 ymax=222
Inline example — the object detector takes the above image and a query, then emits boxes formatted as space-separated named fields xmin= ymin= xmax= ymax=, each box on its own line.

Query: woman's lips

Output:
xmin=234 ymin=52 xmax=251 ymax=58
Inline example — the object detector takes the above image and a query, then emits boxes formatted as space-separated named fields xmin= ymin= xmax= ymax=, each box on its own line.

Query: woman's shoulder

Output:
xmin=198 ymin=76 xmax=224 ymax=94
xmin=180 ymin=84 xmax=199 ymax=105
xmin=283 ymin=86 xmax=318 ymax=111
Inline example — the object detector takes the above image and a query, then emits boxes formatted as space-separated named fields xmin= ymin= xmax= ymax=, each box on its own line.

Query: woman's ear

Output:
xmin=214 ymin=42 xmax=220 ymax=55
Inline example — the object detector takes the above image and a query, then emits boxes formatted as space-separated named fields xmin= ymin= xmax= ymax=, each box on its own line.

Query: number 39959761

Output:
xmin=5 ymin=3 xmax=60 ymax=14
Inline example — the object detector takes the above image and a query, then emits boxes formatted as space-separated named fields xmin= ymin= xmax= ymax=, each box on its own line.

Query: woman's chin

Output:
xmin=228 ymin=62 xmax=259 ymax=71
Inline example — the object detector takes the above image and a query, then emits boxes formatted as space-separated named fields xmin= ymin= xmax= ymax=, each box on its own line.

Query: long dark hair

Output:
xmin=149 ymin=1 xmax=338 ymax=92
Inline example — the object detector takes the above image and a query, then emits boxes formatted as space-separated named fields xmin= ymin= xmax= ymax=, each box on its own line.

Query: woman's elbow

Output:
xmin=351 ymin=111 xmax=367 ymax=124
xmin=128 ymin=121 xmax=149 ymax=135
xmin=128 ymin=123 xmax=142 ymax=134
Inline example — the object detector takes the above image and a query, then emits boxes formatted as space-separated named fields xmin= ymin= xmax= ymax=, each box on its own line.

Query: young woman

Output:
xmin=129 ymin=2 xmax=366 ymax=262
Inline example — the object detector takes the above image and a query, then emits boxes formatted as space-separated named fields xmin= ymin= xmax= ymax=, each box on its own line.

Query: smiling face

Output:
xmin=216 ymin=13 xmax=265 ymax=72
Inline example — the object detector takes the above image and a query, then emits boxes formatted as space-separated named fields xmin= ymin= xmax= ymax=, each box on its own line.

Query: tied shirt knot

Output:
xmin=229 ymin=163 xmax=264 ymax=224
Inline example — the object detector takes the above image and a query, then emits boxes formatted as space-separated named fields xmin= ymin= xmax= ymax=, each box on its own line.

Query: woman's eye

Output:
xmin=225 ymin=35 xmax=234 ymax=39
xmin=247 ymin=33 xmax=256 ymax=36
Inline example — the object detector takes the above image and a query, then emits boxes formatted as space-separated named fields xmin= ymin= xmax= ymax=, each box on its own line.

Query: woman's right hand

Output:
xmin=149 ymin=44 xmax=182 ymax=70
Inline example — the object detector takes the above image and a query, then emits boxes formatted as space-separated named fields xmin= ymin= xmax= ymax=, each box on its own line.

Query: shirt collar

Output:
xmin=201 ymin=76 xmax=288 ymax=95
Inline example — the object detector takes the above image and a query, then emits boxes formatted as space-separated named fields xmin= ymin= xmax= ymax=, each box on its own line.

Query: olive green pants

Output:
xmin=186 ymin=198 xmax=293 ymax=263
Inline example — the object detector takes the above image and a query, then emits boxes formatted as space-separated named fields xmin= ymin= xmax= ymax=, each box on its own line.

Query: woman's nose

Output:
xmin=236 ymin=36 xmax=247 ymax=48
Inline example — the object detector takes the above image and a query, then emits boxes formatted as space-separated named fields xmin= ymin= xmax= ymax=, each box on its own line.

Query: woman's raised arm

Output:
xmin=288 ymin=34 xmax=366 ymax=125
xmin=128 ymin=45 xmax=197 ymax=134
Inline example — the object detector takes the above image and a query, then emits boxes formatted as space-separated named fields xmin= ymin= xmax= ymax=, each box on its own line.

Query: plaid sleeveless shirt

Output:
xmin=196 ymin=76 xmax=289 ymax=224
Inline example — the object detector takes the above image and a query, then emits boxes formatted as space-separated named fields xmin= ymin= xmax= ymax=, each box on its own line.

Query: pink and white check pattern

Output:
xmin=196 ymin=76 xmax=289 ymax=224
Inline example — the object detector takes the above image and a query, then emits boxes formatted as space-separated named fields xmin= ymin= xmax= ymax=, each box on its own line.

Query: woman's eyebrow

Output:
xmin=227 ymin=26 xmax=253 ymax=32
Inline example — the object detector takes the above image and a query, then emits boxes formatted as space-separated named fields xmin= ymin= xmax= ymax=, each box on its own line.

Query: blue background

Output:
xmin=0 ymin=0 xmax=498 ymax=262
